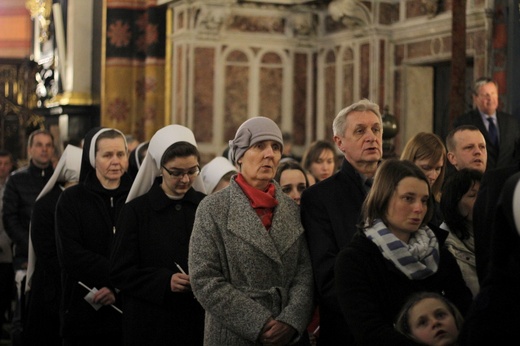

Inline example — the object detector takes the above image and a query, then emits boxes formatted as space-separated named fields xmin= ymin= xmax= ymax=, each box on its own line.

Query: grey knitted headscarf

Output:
xmin=228 ymin=117 xmax=284 ymax=165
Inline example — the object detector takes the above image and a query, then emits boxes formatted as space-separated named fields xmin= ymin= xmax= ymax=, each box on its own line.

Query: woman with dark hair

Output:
xmin=334 ymin=159 xmax=472 ymax=345
xmin=274 ymin=159 xmax=309 ymax=205
xmin=189 ymin=117 xmax=313 ymax=345
xmin=56 ymin=128 xmax=131 ymax=345
xmin=440 ymin=169 xmax=482 ymax=297
xmin=110 ymin=125 xmax=206 ymax=345
xmin=301 ymin=140 xmax=337 ymax=183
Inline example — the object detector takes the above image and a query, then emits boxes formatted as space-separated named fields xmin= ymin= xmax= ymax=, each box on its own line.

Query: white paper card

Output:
xmin=83 ymin=287 xmax=102 ymax=311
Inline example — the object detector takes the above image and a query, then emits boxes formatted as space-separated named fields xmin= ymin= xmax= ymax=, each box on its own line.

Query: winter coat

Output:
xmin=24 ymin=185 xmax=62 ymax=345
xmin=189 ymin=178 xmax=314 ymax=345
xmin=335 ymin=227 xmax=473 ymax=346
xmin=110 ymin=181 xmax=205 ymax=345
xmin=2 ymin=160 xmax=53 ymax=267
xmin=55 ymin=171 xmax=131 ymax=340
xmin=299 ymin=158 xmax=368 ymax=345
xmin=442 ymin=223 xmax=479 ymax=297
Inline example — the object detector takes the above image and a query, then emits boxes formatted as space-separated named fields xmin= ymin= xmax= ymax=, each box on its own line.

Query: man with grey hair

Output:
xmin=453 ymin=77 xmax=520 ymax=170
xmin=300 ymin=99 xmax=383 ymax=344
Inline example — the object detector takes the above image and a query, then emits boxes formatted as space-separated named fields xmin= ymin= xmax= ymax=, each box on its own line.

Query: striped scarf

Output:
xmin=365 ymin=219 xmax=439 ymax=280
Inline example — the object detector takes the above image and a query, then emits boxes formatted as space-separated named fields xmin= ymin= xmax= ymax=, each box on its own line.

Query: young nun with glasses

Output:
xmin=110 ymin=125 xmax=206 ymax=346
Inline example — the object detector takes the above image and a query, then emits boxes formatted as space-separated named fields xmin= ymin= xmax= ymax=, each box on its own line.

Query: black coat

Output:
xmin=24 ymin=185 xmax=62 ymax=345
xmin=2 ymin=160 xmax=53 ymax=267
xmin=110 ymin=181 xmax=205 ymax=346
xmin=55 ymin=171 xmax=131 ymax=341
xmin=459 ymin=171 xmax=520 ymax=345
xmin=453 ymin=109 xmax=520 ymax=170
xmin=300 ymin=159 xmax=368 ymax=345
xmin=472 ymin=162 xmax=519 ymax=283
xmin=335 ymin=227 xmax=473 ymax=346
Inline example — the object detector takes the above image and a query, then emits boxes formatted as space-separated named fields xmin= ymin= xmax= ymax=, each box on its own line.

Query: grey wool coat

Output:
xmin=189 ymin=177 xmax=314 ymax=345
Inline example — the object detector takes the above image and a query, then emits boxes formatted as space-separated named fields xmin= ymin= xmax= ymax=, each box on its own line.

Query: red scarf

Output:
xmin=235 ymin=173 xmax=278 ymax=231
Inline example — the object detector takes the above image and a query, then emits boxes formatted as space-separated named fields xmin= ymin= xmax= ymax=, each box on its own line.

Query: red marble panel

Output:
xmin=193 ymin=47 xmax=215 ymax=142
xmin=342 ymin=63 xmax=354 ymax=108
xmin=395 ymin=44 xmax=404 ymax=66
xmin=293 ymin=53 xmax=309 ymax=145
xmin=379 ymin=40 xmax=385 ymax=107
xmin=227 ymin=50 xmax=248 ymax=62
xmin=494 ymin=50 xmax=506 ymax=69
xmin=260 ymin=67 xmax=283 ymax=124
xmin=493 ymin=23 xmax=507 ymax=49
xmin=472 ymin=30 xmax=486 ymax=54
xmin=405 ymin=0 xmax=425 ymax=18
xmin=379 ymin=2 xmax=400 ymax=25
xmin=407 ymin=40 xmax=431 ymax=59
xmin=224 ymin=64 xmax=249 ymax=143
xmin=261 ymin=52 xmax=282 ymax=64
xmin=174 ymin=45 xmax=184 ymax=124
xmin=325 ymin=63 xmax=336 ymax=140
xmin=360 ymin=43 xmax=370 ymax=98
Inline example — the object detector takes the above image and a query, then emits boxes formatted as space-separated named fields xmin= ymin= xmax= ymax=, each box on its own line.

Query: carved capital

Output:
xmin=25 ymin=0 xmax=53 ymax=42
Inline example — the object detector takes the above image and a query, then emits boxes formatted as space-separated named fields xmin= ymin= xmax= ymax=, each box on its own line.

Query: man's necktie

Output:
xmin=364 ymin=177 xmax=373 ymax=193
xmin=486 ymin=117 xmax=499 ymax=148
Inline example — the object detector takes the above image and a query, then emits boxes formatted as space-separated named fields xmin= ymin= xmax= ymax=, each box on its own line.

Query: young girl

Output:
xmin=395 ymin=291 xmax=464 ymax=346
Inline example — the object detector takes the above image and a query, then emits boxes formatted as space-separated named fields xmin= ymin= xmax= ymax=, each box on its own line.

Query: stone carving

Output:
xmin=422 ymin=0 xmax=441 ymax=18
xmin=328 ymin=0 xmax=371 ymax=27
xmin=196 ymin=7 xmax=227 ymax=35
xmin=289 ymin=13 xmax=317 ymax=37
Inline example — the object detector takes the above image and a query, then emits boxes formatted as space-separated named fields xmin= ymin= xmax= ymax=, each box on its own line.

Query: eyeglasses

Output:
xmin=162 ymin=165 xmax=200 ymax=179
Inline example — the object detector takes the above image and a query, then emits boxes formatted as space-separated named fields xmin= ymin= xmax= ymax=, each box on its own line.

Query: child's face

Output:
xmin=408 ymin=298 xmax=459 ymax=346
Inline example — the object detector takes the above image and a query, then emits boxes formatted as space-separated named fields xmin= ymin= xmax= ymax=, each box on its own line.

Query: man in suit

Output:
xmin=453 ymin=77 xmax=520 ymax=171
xmin=300 ymin=99 xmax=382 ymax=345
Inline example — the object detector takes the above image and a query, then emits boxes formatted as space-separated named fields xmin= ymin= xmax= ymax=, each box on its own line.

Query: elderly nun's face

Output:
xmin=238 ymin=140 xmax=282 ymax=190
xmin=95 ymin=137 xmax=128 ymax=188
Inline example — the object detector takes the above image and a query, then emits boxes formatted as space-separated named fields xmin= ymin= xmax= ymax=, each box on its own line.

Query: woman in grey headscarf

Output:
xmin=189 ymin=116 xmax=313 ymax=345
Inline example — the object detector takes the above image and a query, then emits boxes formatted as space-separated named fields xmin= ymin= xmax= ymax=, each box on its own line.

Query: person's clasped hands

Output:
xmin=259 ymin=317 xmax=297 ymax=346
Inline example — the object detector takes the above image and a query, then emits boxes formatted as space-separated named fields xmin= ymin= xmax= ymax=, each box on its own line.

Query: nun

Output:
xmin=110 ymin=125 xmax=206 ymax=345
xmin=55 ymin=128 xmax=131 ymax=345
xmin=24 ymin=145 xmax=82 ymax=346
xmin=200 ymin=156 xmax=237 ymax=194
